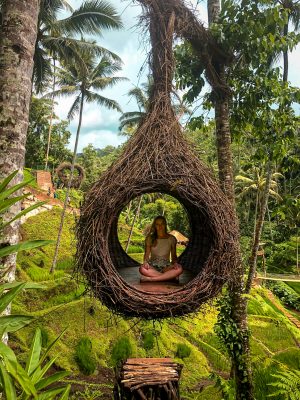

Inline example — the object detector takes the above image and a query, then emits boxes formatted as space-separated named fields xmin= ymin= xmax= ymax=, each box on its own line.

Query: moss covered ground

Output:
xmin=10 ymin=209 xmax=300 ymax=399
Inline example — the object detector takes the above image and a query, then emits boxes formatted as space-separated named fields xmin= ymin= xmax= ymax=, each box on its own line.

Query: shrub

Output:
xmin=142 ymin=331 xmax=155 ymax=351
xmin=126 ymin=245 xmax=144 ymax=254
xmin=175 ymin=343 xmax=191 ymax=359
xmin=110 ymin=337 xmax=132 ymax=367
xmin=268 ymin=281 xmax=300 ymax=311
xmin=75 ymin=337 xmax=97 ymax=375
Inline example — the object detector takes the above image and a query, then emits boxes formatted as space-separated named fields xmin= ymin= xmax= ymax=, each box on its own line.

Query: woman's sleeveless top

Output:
xmin=149 ymin=235 xmax=176 ymax=271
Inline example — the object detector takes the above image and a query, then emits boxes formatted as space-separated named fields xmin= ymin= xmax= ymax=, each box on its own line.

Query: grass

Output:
xmin=24 ymin=168 xmax=38 ymax=188
xmin=273 ymin=348 xmax=300 ymax=370
xmin=286 ymin=281 xmax=300 ymax=295
xmin=249 ymin=319 xmax=296 ymax=353
xmin=10 ymin=209 xmax=300 ymax=398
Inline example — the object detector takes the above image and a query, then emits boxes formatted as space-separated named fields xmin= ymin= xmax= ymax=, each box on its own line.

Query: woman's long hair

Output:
xmin=148 ymin=215 xmax=168 ymax=245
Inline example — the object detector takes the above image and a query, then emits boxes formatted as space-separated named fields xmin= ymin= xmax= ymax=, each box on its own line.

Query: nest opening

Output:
xmin=115 ymin=191 xmax=213 ymax=279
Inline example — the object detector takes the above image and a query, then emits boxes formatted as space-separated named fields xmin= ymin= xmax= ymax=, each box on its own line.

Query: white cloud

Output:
xmin=56 ymin=0 xmax=299 ymax=152
xmin=68 ymin=128 xmax=127 ymax=151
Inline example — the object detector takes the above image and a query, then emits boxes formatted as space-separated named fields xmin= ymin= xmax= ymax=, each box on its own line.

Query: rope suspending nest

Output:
xmin=76 ymin=0 xmax=239 ymax=319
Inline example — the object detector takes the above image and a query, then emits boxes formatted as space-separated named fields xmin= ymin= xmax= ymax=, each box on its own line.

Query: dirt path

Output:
xmin=24 ymin=186 xmax=79 ymax=215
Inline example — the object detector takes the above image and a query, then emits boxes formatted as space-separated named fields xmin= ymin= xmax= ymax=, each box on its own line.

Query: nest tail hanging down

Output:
xmin=76 ymin=1 xmax=239 ymax=319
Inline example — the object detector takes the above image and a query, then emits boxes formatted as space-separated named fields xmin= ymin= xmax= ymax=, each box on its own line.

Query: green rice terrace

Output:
xmin=10 ymin=208 xmax=300 ymax=400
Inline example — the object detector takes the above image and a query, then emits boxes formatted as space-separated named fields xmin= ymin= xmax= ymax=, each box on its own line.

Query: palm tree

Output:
xmin=236 ymin=167 xmax=282 ymax=222
xmin=49 ymin=49 xmax=127 ymax=273
xmin=243 ymin=164 xmax=282 ymax=292
xmin=34 ymin=0 xmax=123 ymax=93
xmin=206 ymin=0 xmax=254 ymax=397
xmin=279 ymin=0 xmax=300 ymax=82
xmin=0 ymin=0 xmax=40 ymax=284
xmin=119 ymin=77 xmax=190 ymax=134
xmin=34 ymin=0 xmax=123 ymax=169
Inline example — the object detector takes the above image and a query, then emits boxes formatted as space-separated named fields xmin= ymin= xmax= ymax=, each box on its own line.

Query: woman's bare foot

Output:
xmin=140 ymin=276 xmax=153 ymax=282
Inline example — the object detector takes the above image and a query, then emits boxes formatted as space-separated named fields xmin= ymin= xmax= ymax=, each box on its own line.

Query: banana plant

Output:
xmin=0 ymin=328 xmax=70 ymax=399
xmin=0 ymin=171 xmax=53 ymax=261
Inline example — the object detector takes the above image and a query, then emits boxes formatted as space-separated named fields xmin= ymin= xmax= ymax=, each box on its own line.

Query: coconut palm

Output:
xmin=279 ymin=0 xmax=300 ymax=82
xmin=0 ymin=0 xmax=40 ymax=286
xmin=34 ymin=0 xmax=123 ymax=93
xmin=38 ymin=0 xmax=123 ymax=169
xmin=236 ymin=167 xmax=282 ymax=220
xmin=206 ymin=0 xmax=254 ymax=396
xmin=49 ymin=49 xmax=127 ymax=272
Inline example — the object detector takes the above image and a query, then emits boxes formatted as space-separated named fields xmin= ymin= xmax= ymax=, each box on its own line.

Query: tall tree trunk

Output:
xmin=125 ymin=196 xmax=143 ymax=253
xmin=245 ymin=163 xmax=272 ymax=293
xmin=214 ymin=93 xmax=253 ymax=399
xmin=208 ymin=1 xmax=254 ymax=398
xmin=0 ymin=0 xmax=40 ymax=283
xmin=283 ymin=22 xmax=289 ymax=82
xmin=296 ymin=228 xmax=299 ymax=275
xmin=50 ymin=94 xmax=84 ymax=273
xmin=215 ymin=100 xmax=235 ymax=204
xmin=45 ymin=58 xmax=56 ymax=170
xmin=207 ymin=0 xmax=220 ymax=25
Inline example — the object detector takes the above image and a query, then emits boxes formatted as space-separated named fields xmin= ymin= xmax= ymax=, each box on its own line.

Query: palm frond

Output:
xmin=269 ymin=190 xmax=282 ymax=202
xmin=128 ymin=87 xmax=148 ymax=110
xmin=33 ymin=46 xmax=53 ymax=94
xmin=235 ymin=175 xmax=255 ymax=184
xmin=119 ymin=114 xmax=145 ymax=130
xmin=54 ymin=0 xmax=122 ymax=37
xmin=85 ymin=91 xmax=122 ymax=112
xmin=91 ymin=56 xmax=122 ymax=79
xmin=44 ymin=86 xmax=77 ymax=99
xmin=91 ymin=76 xmax=128 ymax=90
xmin=67 ymin=95 xmax=82 ymax=120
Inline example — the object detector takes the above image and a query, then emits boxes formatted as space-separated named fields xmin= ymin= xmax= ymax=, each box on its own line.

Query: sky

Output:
xmin=55 ymin=0 xmax=300 ymax=152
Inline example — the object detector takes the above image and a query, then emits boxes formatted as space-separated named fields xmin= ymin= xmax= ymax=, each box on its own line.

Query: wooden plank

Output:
xmin=125 ymin=358 xmax=173 ymax=364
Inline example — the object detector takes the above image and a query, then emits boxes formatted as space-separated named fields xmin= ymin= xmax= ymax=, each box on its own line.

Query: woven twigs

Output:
xmin=76 ymin=1 xmax=239 ymax=318
xmin=56 ymin=162 xmax=85 ymax=189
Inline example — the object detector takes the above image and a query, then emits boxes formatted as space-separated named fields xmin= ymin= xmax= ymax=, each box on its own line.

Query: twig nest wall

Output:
xmin=76 ymin=97 xmax=239 ymax=319
xmin=56 ymin=162 xmax=85 ymax=189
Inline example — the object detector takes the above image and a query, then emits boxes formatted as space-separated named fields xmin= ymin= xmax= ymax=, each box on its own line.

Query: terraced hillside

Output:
xmin=11 ymin=208 xmax=300 ymax=399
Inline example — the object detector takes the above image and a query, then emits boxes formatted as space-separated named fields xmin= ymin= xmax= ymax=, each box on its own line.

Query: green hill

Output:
xmin=10 ymin=208 xmax=300 ymax=399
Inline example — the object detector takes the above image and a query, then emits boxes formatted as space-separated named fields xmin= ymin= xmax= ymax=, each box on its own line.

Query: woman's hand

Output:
xmin=173 ymin=262 xmax=181 ymax=270
xmin=142 ymin=261 xmax=150 ymax=270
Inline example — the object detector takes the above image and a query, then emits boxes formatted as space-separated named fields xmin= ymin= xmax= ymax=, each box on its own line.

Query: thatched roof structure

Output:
xmin=76 ymin=0 xmax=239 ymax=319
xmin=169 ymin=230 xmax=189 ymax=244
xmin=56 ymin=162 xmax=85 ymax=189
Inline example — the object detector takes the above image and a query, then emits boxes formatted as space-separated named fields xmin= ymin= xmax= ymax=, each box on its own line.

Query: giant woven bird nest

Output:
xmin=76 ymin=0 xmax=239 ymax=319
xmin=56 ymin=162 xmax=85 ymax=189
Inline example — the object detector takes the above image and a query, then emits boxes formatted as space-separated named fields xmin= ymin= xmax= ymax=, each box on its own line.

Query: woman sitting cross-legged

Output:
xmin=139 ymin=215 xmax=183 ymax=282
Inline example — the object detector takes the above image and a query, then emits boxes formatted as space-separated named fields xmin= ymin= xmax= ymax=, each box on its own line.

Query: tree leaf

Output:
xmin=0 ymin=361 xmax=17 ymax=400
xmin=0 ymin=315 xmax=34 ymax=335
xmin=39 ymin=328 xmax=67 ymax=366
xmin=35 ymin=371 xmax=69 ymax=390
xmin=0 ymin=240 xmax=53 ymax=258
xmin=36 ymin=386 xmax=69 ymax=400
xmin=0 ymin=179 xmax=34 ymax=202
xmin=1 ymin=201 xmax=47 ymax=229
xmin=0 ymin=282 xmax=27 ymax=314
xmin=26 ymin=328 xmax=42 ymax=376
xmin=0 ymin=171 xmax=18 ymax=193
xmin=59 ymin=384 xmax=71 ymax=400
xmin=4 ymin=356 xmax=37 ymax=397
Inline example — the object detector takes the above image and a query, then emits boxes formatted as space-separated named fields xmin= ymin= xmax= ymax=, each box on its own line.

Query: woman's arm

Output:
xmin=170 ymin=235 xmax=178 ymax=264
xmin=143 ymin=236 xmax=152 ymax=265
